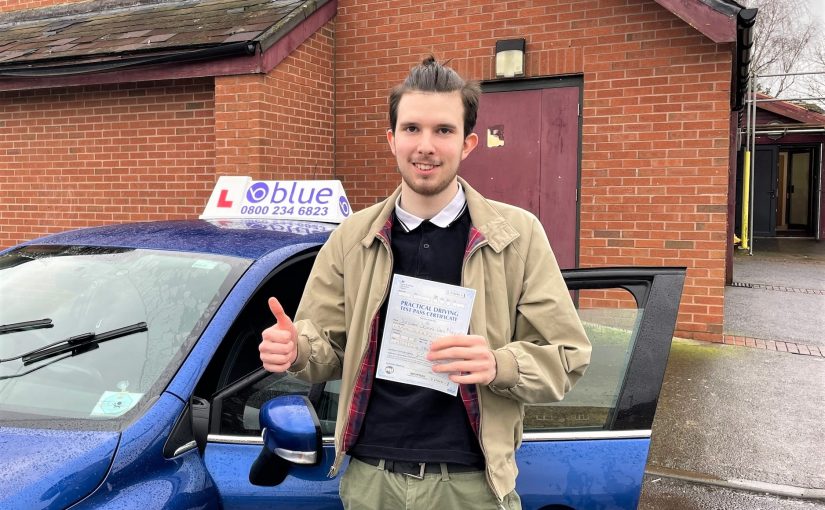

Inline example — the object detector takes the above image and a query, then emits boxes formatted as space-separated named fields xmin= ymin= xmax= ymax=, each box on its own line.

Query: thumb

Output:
xmin=268 ymin=297 xmax=294 ymax=330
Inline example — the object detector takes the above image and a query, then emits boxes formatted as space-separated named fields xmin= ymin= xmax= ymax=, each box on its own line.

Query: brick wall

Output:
xmin=0 ymin=0 xmax=85 ymax=13
xmin=0 ymin=78 xmax=215 ymax=247
xmin=0 ymin=19 xmax=335 ymax=250
xmin=334 ymin=0 xmax=732 ymax=341
xmin=214 ymin=21 xmax=335 ymax=181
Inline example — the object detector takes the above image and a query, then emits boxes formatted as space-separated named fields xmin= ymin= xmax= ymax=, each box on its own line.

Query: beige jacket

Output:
xmin=288 ymin=177 xmax=591 ymax=500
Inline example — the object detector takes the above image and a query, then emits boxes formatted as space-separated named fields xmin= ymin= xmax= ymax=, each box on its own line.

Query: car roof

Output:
xmin=18 ymin=219 xmax=334 ymax=260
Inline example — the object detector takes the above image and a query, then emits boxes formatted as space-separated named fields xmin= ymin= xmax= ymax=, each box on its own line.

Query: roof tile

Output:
xmin=117 ymin=30 xmax=152 ymax=40
xmin=45 ymin=37 xmax=78 ymax=46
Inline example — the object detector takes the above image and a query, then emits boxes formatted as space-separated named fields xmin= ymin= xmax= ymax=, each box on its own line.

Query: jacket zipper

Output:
xmin=461 ymin=237 xmax=504 ymax=502
xmin=328 ymin=233 xmax=394 ymax=478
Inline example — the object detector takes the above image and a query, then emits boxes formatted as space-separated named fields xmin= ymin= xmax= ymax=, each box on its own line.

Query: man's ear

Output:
xmin=461 ymin=132 xmax=479 ymax=160
xmin=387 ymin=129 xmax=397 ymax=156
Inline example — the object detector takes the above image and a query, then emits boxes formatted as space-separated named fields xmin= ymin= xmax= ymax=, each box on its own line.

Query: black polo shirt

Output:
xmin=349 ymin=205 xmax=485 ymax=467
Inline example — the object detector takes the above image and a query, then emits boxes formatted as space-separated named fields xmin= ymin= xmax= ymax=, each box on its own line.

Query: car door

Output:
xmin=200 ymin=266 xmax=685 ymax=510
xmin=516 ymin=267 xmax=685 ymax=509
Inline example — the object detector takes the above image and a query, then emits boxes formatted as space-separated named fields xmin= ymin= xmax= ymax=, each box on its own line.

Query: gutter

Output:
xmin=732 ymin=8 xmax=758 ymax=111
xmin=0 ymin=42 xmax=257 ymax=78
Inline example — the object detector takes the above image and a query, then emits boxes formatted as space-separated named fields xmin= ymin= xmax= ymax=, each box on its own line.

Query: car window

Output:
xmin=524 ymin=288 xmax=639 ymax=432
xmin=203 ymin=251 xmax=340 ymax=437
xmin=0 ymin=245 xmax=247 ymax=426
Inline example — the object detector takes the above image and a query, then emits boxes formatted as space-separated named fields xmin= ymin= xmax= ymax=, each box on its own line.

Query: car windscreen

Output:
xmin=0 ymin=245 xmax=249 ymax=429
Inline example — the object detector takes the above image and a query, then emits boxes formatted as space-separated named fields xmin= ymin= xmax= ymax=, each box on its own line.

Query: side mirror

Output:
xmin=249 ymin=395 xmax=322 ymax=486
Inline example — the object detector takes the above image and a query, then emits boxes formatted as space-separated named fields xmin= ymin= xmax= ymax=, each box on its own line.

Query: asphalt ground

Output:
xmin=724 ymin=238 xmax=825 ymax=350
xmin=638 ymin=238 xmax=825 ymax=508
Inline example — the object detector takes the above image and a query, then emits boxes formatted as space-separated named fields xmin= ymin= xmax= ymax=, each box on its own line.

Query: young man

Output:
xmin=259 ymin=57 xmax=591 ymax=509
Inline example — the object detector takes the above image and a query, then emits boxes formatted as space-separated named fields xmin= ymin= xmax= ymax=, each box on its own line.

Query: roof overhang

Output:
xmin=654 ymin=0 xmax=740 ymax=43
xmin=0 ymin=0 xmax=336 ymax=91
xmin=756 ymin=94 xmax=825 ymax=125
xmin=655 ymin=0 xmax=757 ymax=111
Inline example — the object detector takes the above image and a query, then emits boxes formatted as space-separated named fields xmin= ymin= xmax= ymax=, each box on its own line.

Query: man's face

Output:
xmin=387 ymin=90 xmax=478 ymax=200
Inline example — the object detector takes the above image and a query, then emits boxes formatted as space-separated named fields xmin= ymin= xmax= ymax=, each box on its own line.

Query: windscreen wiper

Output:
xmin=0 ymin=319 xmax=53 ymax=336
xmin=0 ymin=322 xmax=148 ymax=366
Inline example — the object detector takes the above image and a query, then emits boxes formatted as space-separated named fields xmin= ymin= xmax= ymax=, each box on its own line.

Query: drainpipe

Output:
xmin=735 ymin=7 xmax=757 ymax=251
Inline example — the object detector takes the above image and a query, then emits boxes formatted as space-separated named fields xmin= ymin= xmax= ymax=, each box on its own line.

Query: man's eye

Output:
xmin=438 ymin=128 xmax=453 ymax=134
xmin=404 ymin=126 xmax=418 ymax=133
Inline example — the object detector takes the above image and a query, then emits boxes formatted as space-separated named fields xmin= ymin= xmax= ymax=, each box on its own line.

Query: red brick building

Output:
xmin=0 ymin=0 xmax=757 ymax=341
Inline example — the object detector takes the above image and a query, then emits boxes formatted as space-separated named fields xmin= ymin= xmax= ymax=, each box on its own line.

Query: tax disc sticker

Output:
xmin=91 ymin=391 xmax=144 ymax=417
xmin=191 ymin=259 xmax=219 ymax=270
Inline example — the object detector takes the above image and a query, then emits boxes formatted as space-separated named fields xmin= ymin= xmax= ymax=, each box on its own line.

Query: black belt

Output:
xmin=354 ymin=456 xmax=483 ymax=479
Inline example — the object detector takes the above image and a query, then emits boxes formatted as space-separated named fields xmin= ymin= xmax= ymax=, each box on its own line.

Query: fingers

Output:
xmin=430 ymin=359 xmax=491 ymax=374
xmin=427 ymin=335 xmax=487 ymax=360
xmin=260 ymin=330 xmax=295 ymax=354
xmin=268 ymin=297 xmax=294 ymax=330
xmin=427 ymin=335 xmax=497 ymax=386
xmin=445 ymin=371 xmax=494 ymax=385
xmin=431 ymin=358 xmax=496 ymax=386
xmin=259 ymin=329 xmax=297 ymax=372
xmin=429 ymin=334 xmax=486 ymax=351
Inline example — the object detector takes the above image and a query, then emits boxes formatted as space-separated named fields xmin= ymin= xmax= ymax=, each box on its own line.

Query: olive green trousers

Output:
xmin=339 ymin=457 xmax=521 ymax=510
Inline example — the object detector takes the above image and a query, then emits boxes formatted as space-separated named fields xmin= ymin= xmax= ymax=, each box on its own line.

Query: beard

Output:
xmin=397 ymin=164 xmax=458 ymax=197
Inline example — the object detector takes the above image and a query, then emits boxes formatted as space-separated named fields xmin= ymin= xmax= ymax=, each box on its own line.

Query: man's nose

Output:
xmin=416 ymin=132 xmax=435 ymax=154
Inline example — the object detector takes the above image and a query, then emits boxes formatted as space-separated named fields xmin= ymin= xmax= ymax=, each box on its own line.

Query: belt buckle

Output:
xmin=403 ymin=462 xmax=426 ymax=480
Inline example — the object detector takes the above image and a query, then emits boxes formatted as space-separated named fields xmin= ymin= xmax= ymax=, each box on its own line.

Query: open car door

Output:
xmin=515 ymin=267 xmax=685 ymax=509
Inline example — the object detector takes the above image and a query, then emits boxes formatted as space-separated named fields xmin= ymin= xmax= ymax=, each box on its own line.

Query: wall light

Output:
xmin=495 ymin=39 xmax=525 ymax=78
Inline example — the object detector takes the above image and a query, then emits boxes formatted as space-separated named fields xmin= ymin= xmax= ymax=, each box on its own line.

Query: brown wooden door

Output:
xmin=462 ymin=86 xmax=580 ymax=268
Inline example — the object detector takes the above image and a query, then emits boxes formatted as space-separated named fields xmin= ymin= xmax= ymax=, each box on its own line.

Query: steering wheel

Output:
xmin=39 ymin=359 xmax=106 ymax=390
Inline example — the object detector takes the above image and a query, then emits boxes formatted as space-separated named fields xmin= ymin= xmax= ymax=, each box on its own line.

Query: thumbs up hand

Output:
xmin=259 ymin=297 xmax=298 ymax=372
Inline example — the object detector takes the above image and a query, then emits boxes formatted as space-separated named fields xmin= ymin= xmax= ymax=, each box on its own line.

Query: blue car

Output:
xmin=0 ymin=217 xmax=685 ymax=509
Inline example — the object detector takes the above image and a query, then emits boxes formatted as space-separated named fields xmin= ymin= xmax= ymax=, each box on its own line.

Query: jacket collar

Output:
xmin=458 ymin=176 xmax=520 ymax=253
xmin=361 ymin=177 xmax=520 ymax=253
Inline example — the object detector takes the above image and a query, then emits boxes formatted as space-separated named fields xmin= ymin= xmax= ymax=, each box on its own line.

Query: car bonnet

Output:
xmin=0 ymin=426 xmax=119 ymax=509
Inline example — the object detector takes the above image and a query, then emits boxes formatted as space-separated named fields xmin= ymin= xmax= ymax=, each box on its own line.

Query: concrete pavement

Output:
xmin=639 ymin=238 xmax=825 ymax=508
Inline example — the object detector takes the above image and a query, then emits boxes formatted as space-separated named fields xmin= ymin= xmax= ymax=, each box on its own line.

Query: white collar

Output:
xmin=395 ymin=183 xmax=467 ymax=232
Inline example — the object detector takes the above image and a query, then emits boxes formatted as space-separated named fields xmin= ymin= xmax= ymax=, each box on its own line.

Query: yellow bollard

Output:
xmin=741 ymin=150 xmax=751 ymax=250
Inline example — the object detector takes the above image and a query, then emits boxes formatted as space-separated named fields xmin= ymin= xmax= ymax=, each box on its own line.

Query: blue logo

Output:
xmin=339 ymin=196 xmax=351 ymax=217
xmin=246 ymin=182 xmax=269 ymax=203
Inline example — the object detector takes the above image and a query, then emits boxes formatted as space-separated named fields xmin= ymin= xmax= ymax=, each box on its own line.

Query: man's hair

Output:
xmin=389 ymin=56 xmax=481 ymax=138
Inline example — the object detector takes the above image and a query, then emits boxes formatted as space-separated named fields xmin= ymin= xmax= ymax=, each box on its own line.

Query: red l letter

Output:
xmin=217 ymin=190 xmax=233 ymax=208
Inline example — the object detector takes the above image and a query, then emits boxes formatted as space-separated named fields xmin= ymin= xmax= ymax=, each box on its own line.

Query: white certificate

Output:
xmin=376 ymin=274 xmax=476 ymax=396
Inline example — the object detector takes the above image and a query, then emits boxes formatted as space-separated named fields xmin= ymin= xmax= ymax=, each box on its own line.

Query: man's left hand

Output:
xmin=427 ymin=335 xmax=497 ymax=385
